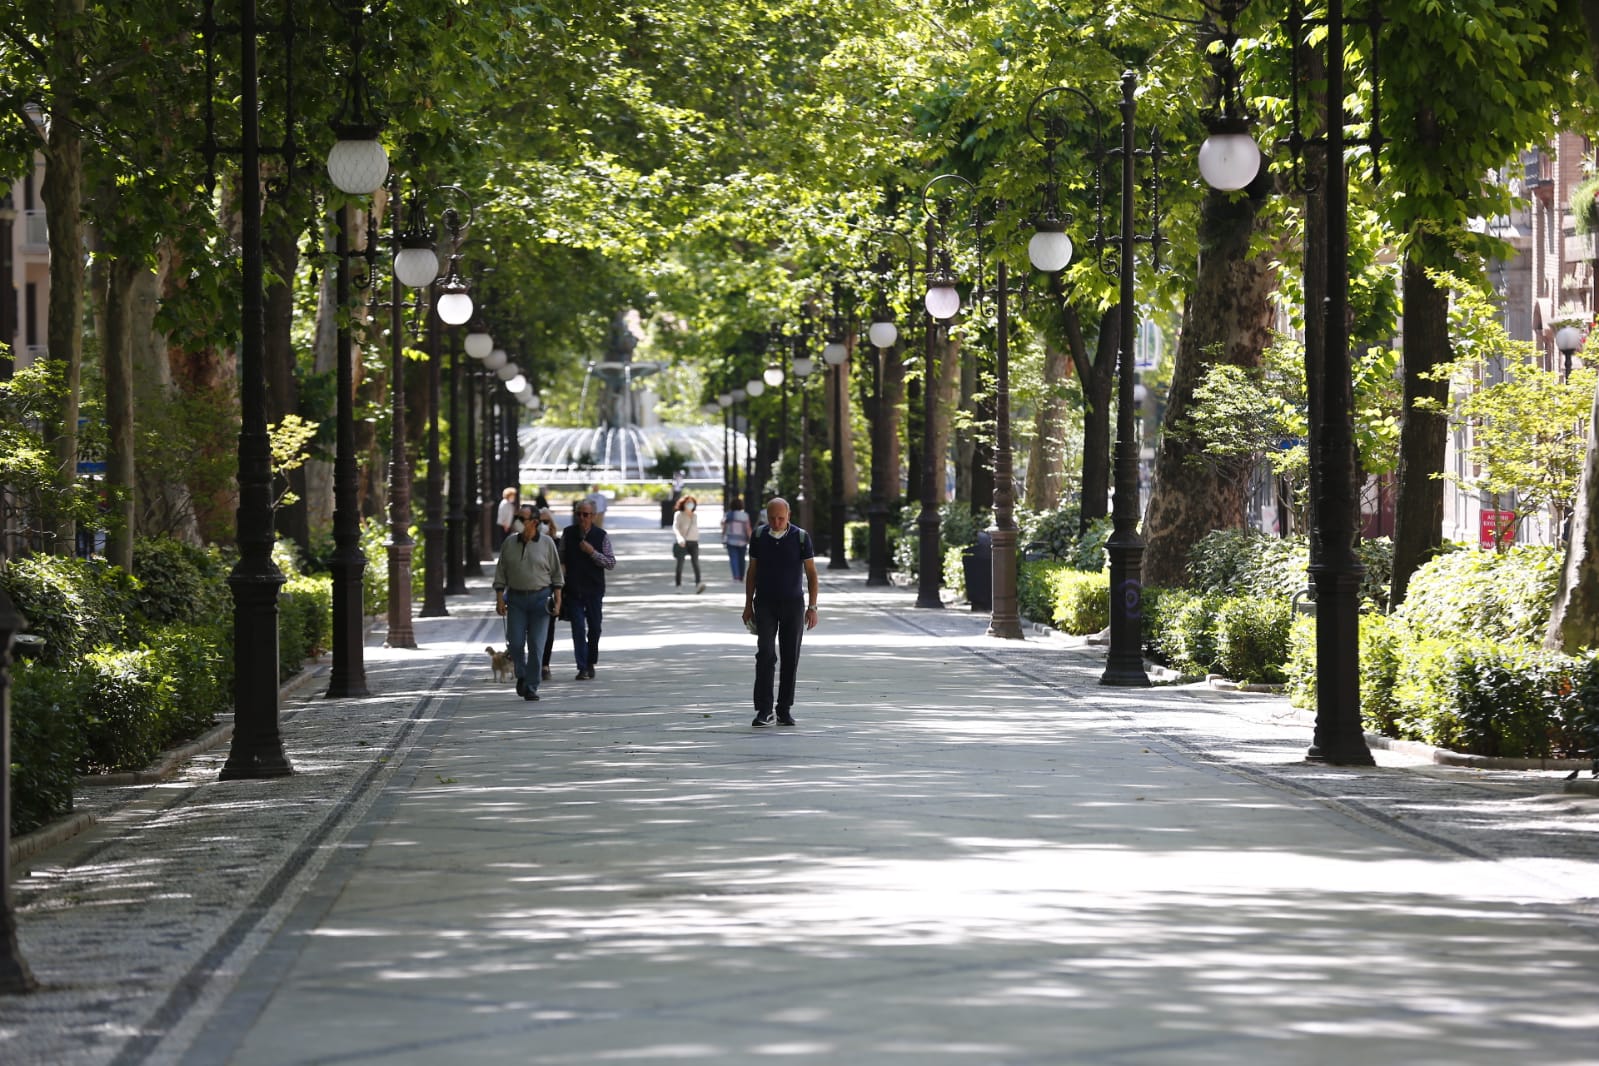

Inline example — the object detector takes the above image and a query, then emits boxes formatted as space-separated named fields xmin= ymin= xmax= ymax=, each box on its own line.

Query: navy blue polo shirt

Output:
xmin=749 ymin=524 xmax=814 ymax=602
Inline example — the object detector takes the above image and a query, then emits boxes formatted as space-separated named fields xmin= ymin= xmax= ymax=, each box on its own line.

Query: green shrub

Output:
xmin=79 ymin=647 xmax=174 ymax=774
xmin=941 ymin=503 xmax=983 ymax=551
xmin=1072 ymin=516 xmax=1114 ymax=572
xmin=942 ymin=544 xmax=966 ymax=600
xmin=146 ymin=623 xmax=232 ymax=746
xmin=359 ymin=516 xmax=390 ymax=616
xmin=1394 ymin=544 xmax=1561 ymax=645
xmin=1018 ymin=560 xmax=1061 ymax=623
xmin=1213 ymin=596 xmax=1293 ymax=684
xmin=1048 ymin=568 xmax=1110 ymax=635
xmin=9 ymin=659 xmax=86 ymax=836
xmin=846 ymin=521 xmax=870 ymax=561
xmin=1355 ymin=538 xmax=1395 ymax=613
xmin=1402 ymin=641 xmax=1580 ymax=759
xmin=280 ymin=574 xmax=334 ymax=679
xmin=1284 ymin=615 xmax=1317 ymax=708
xmin=0 ymin=554 xmax=141 ymax=665
xmin=1357 ymin=613 xmax=1406 ymax=734
xmin=1016 ymin=505 xmax=1081 ymax=560
xmin=1576 ymin=651 xmax=1599 ymax=758
xmin=1187 ymin=529 xmax=1308 ymax=599
xmin=132 ymin=538 xmax=231 ymax=628
xmin=1146 ymin=590 xmax=1228 ymax=676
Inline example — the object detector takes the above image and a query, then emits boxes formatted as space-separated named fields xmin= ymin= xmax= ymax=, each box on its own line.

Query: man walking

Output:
xmin=562 ymin=499 xmax=615 ymax=680
xmin=742 ymin=497 xmax=819 ymax=727
xmin=493 ymin=503 xmax=562 ymax=701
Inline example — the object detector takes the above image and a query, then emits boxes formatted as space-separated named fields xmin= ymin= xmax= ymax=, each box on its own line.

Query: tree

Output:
xmin=1379 ymin=0 xmax=1589 ymax=604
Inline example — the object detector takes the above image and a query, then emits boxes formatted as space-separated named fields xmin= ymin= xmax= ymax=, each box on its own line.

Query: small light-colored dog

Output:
xmin=486 ymin=646 xmax=513 ymax=683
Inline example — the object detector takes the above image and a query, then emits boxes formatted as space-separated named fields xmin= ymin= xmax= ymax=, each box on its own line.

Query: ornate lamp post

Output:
xmin=793 ymin=329 xmax=817 ymax=529
xmin=459 ymin=316 xmax=492 ymax=579
xmin=1027 ymin=75 xmax=1161 ymax=684
xmin=216 ymin=0 xmax=293 ymax=778
xmin=1195 ymin=0 xmax=1375 ymax=763
xmin=419 ymin=198 xmax=473 ymax=617
xmin=718 ymin=387 xmax=734 ymax=506
xmin=820 ymin=289 xmax=851 ymax=569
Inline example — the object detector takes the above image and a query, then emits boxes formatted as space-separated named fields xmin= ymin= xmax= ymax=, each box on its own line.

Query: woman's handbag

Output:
xmin=672 ymin=543 xmax=686 ymax=560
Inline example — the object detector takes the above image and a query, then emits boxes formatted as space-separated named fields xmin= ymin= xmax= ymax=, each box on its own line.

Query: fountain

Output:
xmin=518 ymin=312 xmax=746 ymax=485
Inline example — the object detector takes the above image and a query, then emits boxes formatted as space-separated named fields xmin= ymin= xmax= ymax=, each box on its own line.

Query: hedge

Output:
xmin=1016 ymin=561 xmax=1110 ymax=635
xmin=6 ymin=538 xmax=333 ymax=836
xmin=1286 ymin=615 xmax=1595 ymax=760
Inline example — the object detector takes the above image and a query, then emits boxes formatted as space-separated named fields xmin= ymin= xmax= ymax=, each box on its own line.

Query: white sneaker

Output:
xmin=696 ymin=583 xmax=706 ymax=594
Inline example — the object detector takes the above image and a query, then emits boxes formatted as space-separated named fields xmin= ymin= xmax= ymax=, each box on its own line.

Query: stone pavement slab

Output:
xmin=3 ymin=503 xmax=1598 ymax=1065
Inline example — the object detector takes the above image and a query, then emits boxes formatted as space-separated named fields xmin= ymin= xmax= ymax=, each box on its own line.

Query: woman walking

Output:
xmin=673 ymin=495 xmax=705 ymax=593
xmin=537 ymin=507 xmax=563 ymax=680
xmin=721 ymin=494 xmax=751 ymax=581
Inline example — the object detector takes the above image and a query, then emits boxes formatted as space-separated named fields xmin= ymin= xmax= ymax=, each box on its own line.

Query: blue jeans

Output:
xmin=726 ymin=544 xmax=747 ymax=580
xmin=505 ymin=588 xmax=552 ymax=693
xmin=568 ymin=589 xmax=604 ymax=672
xmin=754 ymin=596 xmax=805 ymax=715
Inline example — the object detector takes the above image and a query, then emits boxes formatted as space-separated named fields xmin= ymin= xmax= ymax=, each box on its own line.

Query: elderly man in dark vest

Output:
xmin=561 ymin=498 xmax=616 ymax=680
xmin=741 ymin=497 xmax=819 ymax=727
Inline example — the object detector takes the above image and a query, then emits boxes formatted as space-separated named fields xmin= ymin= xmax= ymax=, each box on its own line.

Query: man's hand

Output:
xmin=495 ymin=596 xmax=507 ymax=617
xmin=805 ymin=606 xmax=818 ymax=631
xmin=742 ymin=604 xmax=755 ymax=626
xmin=580 ymin=540 xmax=595 ymax=555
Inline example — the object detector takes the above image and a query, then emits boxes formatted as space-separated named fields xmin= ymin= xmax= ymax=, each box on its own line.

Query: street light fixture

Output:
xmin=1556 ymin=324 xmax=1583 ymax=381
xmin=1195 ymin=0 xmax=1377 ymax=764
xmin=822 ymin=285 xmax=851 ymax=570
xmin=793 ymin=323 xmax=817 ymax=529
xmin=1028 ymin=74 xmax=1163 ymax=684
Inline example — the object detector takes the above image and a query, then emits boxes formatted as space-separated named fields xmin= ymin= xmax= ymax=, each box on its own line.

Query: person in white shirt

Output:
xmin=495 ymin=487 xmax=518 ymax=544
xmin=673 ymin=495 xmax=705 ymax=593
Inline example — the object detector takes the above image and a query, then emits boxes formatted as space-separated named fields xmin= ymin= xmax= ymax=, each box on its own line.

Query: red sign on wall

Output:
xmin=1480 ymin=509 xmax=1516 ymax=549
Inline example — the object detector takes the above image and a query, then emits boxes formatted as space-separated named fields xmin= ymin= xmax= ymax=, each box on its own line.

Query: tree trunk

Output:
xmin=1550 ymin=0 xmax=1599 ymax=648
xmin=1025 ymin=335 xmax=1072 ymax=512
xmin=884 ymin=339 xmax=906 ymax=500
xmin=101 ymin=254 xmax=140 ymax=571
xmin=1074 ymin=305 xmax=1117 ymax=530
xmin=1545 ymin=373 xmax=1599 ymax=651
xmin=42 ymin=0 xmax=87 ymax=555
xmin=132 ymin=244 xmax=198 ymax=543
xmin=1388 ymin=255 xmax=1452 ymax=606
xmin=304 ymin=239 xmax=338 ymax=539
xmin=956 ymin=335 xmax=975 ymax=509
xmin=264 ymin=208 xmax=306 ymax=555
xmin=1142 ymin=183 xmax=1277 ymax=588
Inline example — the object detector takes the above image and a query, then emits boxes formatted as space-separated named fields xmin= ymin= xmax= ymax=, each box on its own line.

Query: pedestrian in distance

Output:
xmin=561 ymin=499 xmax=616 ymax=680
xmin=670 ymin=469 xmax=686 ymax=504
xmin=722 ymin=494 xmax=751 ymax=582
xmin=537 ymin=507 xmax=562 ymax=681
xmin=742 ymin=497 xmax=818 ymax=727
xmin=493 ymin=503 xmax=563 ymax=702
xmin=586 ymin=484 xmax=609 ymax=527
xmin=673 ymin=494 xmax=706 ymax=593
xmin=496 ymin=487 xmax=519 ymax=545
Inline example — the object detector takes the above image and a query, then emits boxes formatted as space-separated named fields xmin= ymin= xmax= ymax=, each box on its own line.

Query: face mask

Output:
xmin=685 ymin=503 xmax=695 ymax=512
xmin=769 ymin=525 xmax=788 ymax=539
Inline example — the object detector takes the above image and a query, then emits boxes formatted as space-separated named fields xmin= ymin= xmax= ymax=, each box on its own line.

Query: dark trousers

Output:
xmin=568 ymin=589 xmax=604 ymax=672
xmin=505 ymin=588 xmax=551 ymax=693
xmin=675 ymin=541 xmax=701 ymax=585
xmin=542 ymin=610 xmax=556 ymax=671
xmin=725 ymin=544 xmax=747 ymax=580
xmin=754 ymin=596 xmax=805 ymax=715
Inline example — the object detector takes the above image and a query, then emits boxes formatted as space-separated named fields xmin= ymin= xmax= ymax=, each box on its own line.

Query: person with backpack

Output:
xmin=741 ymin=497 xmax=819 ymax=727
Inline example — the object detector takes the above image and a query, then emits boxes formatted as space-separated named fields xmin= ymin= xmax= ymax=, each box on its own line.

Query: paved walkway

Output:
xmin=4 ymin=503 xmax=1598 ymax=1065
